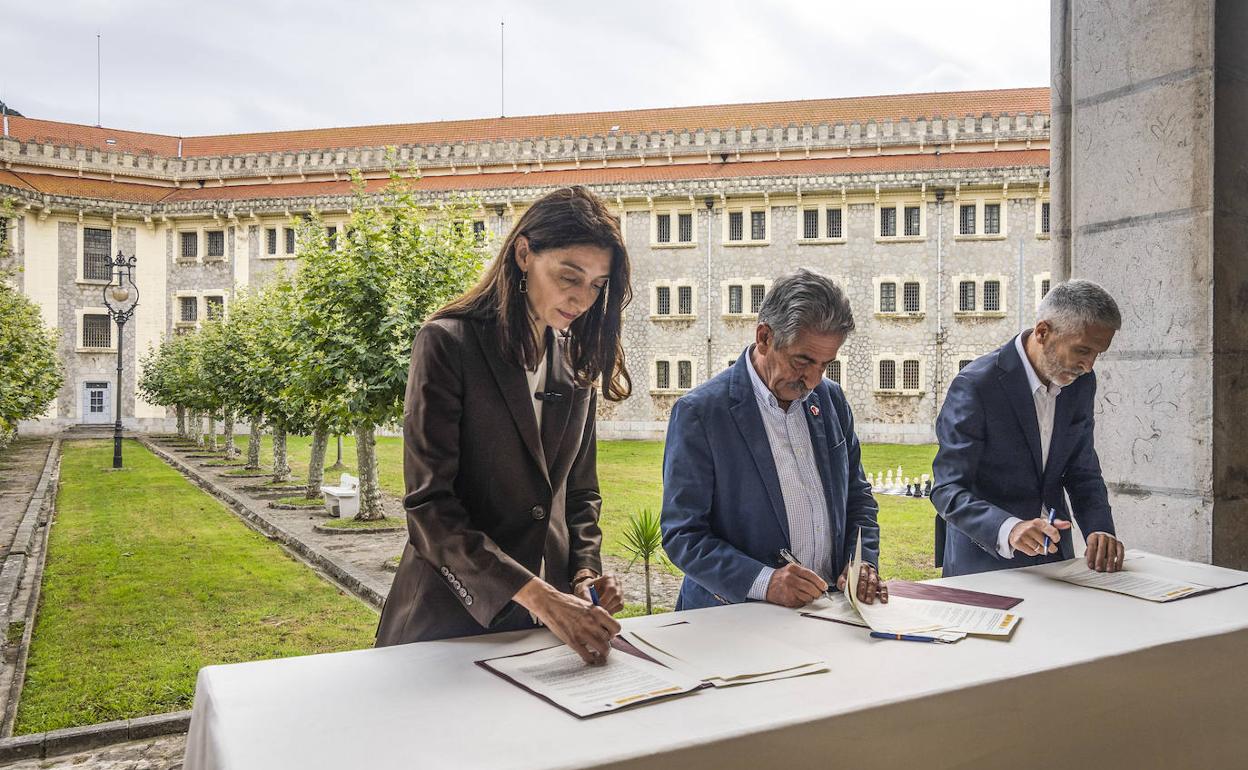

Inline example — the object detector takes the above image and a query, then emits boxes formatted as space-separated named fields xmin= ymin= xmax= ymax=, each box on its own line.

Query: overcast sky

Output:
xmin=2 ymin=0 xmax=1049 ymax=136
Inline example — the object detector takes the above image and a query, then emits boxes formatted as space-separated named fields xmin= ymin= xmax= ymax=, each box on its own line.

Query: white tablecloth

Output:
xmin=183 ymin=562 xmax=1248 ymax=770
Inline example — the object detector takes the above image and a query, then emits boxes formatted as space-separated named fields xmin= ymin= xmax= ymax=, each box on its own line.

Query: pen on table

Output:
xmin=870 ymin=632 xmax=940 ymax=643
xmin=1041 ymin=506 xmax=1057 ymax=556
xmin=778 ymin=548 xmax=833 ymax=600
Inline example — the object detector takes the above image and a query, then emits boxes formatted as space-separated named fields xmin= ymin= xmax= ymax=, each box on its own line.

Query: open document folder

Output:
xmin=622 ymin=621 xmax=829 ymax=687
xmin=1032 ymin=550 xmax=1248 ymax=602
xmin=477 ymin=637 xmax=705 ymax=718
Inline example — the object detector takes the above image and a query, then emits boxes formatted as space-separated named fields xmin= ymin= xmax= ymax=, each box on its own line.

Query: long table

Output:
xmin=183 ymin=561 xmax=1248 ymax=769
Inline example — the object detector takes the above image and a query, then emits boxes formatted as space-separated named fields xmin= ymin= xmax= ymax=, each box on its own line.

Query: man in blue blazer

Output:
xmin=932 ymin=279 xmax=1126 ymax=577
xmin=661 ymin=270 xmax=886 ymax=611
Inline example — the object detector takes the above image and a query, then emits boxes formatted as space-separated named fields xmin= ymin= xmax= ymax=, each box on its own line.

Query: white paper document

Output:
xmin=623 ymin=622 xmax=829 ymax=687
xmin=479 ymin=643 xmax=703 ymax=718
xmin=1033 ymin=551 xmax=1248 ymax=602
xmin=845 ymin=532 xmax=950 ymax=634
xmin=802 ymin=595 xmax=967 ymax=642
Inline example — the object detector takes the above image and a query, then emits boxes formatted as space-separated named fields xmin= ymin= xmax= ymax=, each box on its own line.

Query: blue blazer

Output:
xmin=931 ymin=336 xmax=1114 ymax=577
xmin=661 ymin=349 xmax=880 ymax=611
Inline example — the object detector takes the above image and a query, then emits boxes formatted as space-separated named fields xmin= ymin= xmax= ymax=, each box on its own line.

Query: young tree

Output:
xmin=621 ymin=509 xmax=668 ymax=615
xmin=0 ymin=271 xmax=63 ymax=448
xmin=290 ymin=175 xmax=483 ymax=519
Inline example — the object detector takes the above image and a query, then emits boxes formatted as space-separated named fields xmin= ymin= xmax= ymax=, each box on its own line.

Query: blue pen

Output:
xmin=870 ymin=632 xmax=939 ymax=643
xmin=1041 ymin=507 xmax=1057 ymax=556
xmin=589 ymin=585 xmax=601 ymax=607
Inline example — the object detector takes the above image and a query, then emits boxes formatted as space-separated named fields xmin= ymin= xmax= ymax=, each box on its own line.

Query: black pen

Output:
xmin=778 ymin=548 xmax=834 ymax=601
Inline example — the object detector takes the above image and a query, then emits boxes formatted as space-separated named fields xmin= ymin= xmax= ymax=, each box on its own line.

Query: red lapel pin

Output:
xmin=809 ymin=404 xmax=820 ymax=417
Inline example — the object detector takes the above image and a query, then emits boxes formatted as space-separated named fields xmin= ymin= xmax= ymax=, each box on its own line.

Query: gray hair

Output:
xmin=1037 ymin=279 xmax=1122 ymax=334
xmin=757 ymin=269 xmax=855 ymax=348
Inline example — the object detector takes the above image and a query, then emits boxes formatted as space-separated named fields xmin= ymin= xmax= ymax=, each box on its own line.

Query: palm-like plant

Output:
xmin=621 ymin=508 xmax=667 ymax=615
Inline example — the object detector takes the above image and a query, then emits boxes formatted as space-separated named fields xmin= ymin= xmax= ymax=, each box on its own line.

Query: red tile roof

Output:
xmin=5 ymin=87 xmax=1049 ymax=158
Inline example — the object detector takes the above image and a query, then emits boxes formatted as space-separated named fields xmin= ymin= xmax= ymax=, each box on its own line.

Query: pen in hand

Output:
xmin=1042 ymin=507 xmax=1057 ymax=556
xmin=778 ymin=548 xmax=833 ymax=601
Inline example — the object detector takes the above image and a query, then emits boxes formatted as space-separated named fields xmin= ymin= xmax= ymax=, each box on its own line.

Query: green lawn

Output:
xmin=17 ymin=440 xmax=379 ymax=734
xmin=224 ymin=432 xmax=939 ymax=581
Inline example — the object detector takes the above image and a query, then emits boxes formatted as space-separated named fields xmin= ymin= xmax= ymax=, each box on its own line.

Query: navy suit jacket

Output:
xmin=661 ymin=349 xmax=880 ymax=611
xmin=931 ymin=336 xmax=1115 ymax=577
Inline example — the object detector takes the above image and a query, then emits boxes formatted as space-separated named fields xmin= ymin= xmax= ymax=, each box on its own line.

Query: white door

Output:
xmin=83 ymin=381 xmax=112 ymax=424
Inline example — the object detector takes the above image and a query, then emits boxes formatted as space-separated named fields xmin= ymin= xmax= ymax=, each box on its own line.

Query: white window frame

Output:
xmin=650 ymin=207 xmax=697 ymax=248
xmin=874 ymin=200 xmax=926 ymax=242
xmin=175 ymin=291 xmax=202 ymax=328
xmin=77 ymin=222 xmax=115 ymax=286
xmin=1035 ymin=198 xmax=1052 ymax=239
xmin=76 ymin=307 xmax=115 ymax=353
xmin=721 ymin=278 xmax=772 ymax=319
xmin=954 ymin=196 xmax=1009 ymax=241
xmin=797 ymin=202 xmax=848 ymax=245
xmin=1035 ymin=272 xmax=1053 ymax=308
xmin=952 ymin=275 xmax=1009 ymax=318
xmin=721 ymin=203 xmax=771 ymax=246
xmin=203 ymin=228 xmax=227 ymax=262
xmin=872 ymin=354 xmax=925 ymax=396
xmin=650 ymin=356 xmax=699 ymax=395
xmin=873 ymin=275 xmax=926 ymax=317
xmin=824 ymin=355 xmax=846 ymax=389
xmin=649 ymin=280 xmax=698 ymax=320
xmin=177 ymin=228 xmax=201 ymax=264
xmin=202 ymin=291 xmax=230 ymax=321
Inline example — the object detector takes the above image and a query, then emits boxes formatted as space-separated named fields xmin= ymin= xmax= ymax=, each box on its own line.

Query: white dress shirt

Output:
xmin=743 ymin=348 xmax=834 ymax=600
xmin=995 ymin=333 xmax=1116 ymax=557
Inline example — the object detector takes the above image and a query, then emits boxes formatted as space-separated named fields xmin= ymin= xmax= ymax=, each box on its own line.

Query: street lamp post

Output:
xmin=102 ymin=250 xmax=139 ymax=469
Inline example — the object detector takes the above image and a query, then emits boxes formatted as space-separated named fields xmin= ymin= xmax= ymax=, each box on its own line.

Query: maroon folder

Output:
xmin=886 ymin=580 xmax=1022 ymax=610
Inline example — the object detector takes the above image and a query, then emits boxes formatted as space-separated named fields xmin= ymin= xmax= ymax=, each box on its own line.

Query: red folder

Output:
xmin=886 ymin=580 xmax=1022 ymax=610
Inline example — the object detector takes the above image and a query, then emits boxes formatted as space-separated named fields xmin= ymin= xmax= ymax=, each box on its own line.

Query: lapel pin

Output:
xmin=809 ymin=404 xmax=820 ymax=417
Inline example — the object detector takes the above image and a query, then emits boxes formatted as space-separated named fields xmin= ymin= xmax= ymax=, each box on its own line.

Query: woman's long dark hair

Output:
xmin=432 ymin=186 xmax=633 ymax=401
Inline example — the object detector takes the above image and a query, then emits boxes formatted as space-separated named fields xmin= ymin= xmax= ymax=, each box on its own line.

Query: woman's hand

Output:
xmin=514 ymin=578 xmax=621 ymax=665
xmin=574 ymin=574 xmax=625 ymax=615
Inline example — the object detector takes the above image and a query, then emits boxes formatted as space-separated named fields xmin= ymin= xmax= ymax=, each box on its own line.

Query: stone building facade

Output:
xmin=0 ymin=87 xmax=1051 ymax=442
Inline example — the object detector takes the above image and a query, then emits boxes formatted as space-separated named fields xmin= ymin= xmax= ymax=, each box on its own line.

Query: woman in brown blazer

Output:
xmin=375 ymin=187 xmax=631 ymax=664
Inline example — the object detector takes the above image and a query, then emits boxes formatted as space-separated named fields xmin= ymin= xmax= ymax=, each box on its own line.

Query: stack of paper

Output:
xmin=841 ymin=531 xmax=955 ymax=635
xmin=1034 ymin=550 xmax=1248 ymax=602
xmin=623 ymin=621 xmax=829 ymax=687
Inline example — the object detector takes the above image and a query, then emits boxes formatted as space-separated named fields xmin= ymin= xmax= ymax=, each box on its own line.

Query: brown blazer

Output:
xmin=375 ymin=316 xmax=604 ymax=646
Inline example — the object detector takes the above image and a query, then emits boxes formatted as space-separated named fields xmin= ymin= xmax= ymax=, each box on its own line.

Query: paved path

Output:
xmin=0 ymin=439 xmax=53 ymax=562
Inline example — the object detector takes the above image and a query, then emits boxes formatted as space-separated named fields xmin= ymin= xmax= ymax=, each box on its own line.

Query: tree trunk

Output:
xmin=175 ymin=405 xmax=186 ymax=438
xmin=306 ymin=424 xmax=329 ymax=499
xmin=644 ymin=559 xmax=653 ymax=615
xmin=245 ymin=421 xmax=262 ymax=470
xmin=206 ymin=413 xmax=217 ymax=452
xmin=327 ymin=434 xmax=347 ymax=471
xmin=354 ymin=423 xmax=384 ymax=520
xmin=271 ymin=427 xmax=291 ymax=483
xmin=223 ymin=411 xmax=238 ymax=460
xmin=189 ymin=409 xmax=203 ymax=447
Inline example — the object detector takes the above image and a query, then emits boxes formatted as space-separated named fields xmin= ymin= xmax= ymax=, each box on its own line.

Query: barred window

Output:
xmin=677 ymin=286 xmax=693 ymax=315
xmin=678 ymin=213 xmax=693 ymax=242
xmin=1041 ymin=202 xmax=1051 ymax=234
xmin=902 ymin=359 xmax=920 ymax=390
xmin=205 ymin=295 xmax=225 ymax=320
xmin=206 ymin=230 xmax=225 ymax=258
xmin=471 ymin=221 xmax=485 ymax=242
xmin=656 ymin=213 xmax=671 ymax=243
xmin=904 ymin=206 xmax=921 ymax=237
xmin=266 ymin=227 xmax=278 ymax=255
xmin=750 ymin=210 xmax=766 ymax=241
xmin=728 ymin=285 xmax=744 ymax=314
xmin=879 ymin=282 xmax=897 ymax=313
xmin=327 ymin=226 xmax=339 ymax=250
xmin=959 ymin=280 xmax=976 ymax=312
xmin=983 ymin=280 xmax=1001 ymax=311
xmin=958 ymin=359 xmax=973 ymax=371
xmin=180 ymin=231 xmax=198 ymax=259
xmin=1041 ymin=278 xmax=1051 ymax=299
xmin=878 ymin=359 xmax=896 ymax=390
xmin=880 ymin=207 xmax=897 ymax=237
xmin=803 ymin=209 xmax=819 ymax=239
xmin=656 ymin=286 xmax=671 ymax=315
xmin=83 ymin=227 xmax=113 ymax=280
xmin=180 ymin=296 xmax=198 ymax=323
xmin=903 ymin=282 xmax=921 ymax=313
xmin=959 ymin=204 xmax=976 ymax=235
xmin=750 ymin=284 xmax=766 ymax=314
xmin=82 ymin=313 xmax=111 ymax=348
xmin=0 ymin=218 xmax=7 ymax=252
xmin=728 ymin=211 xmax=743 ymax=241
xmin=984 ymin=204 xmax=1001 ymax=235
xmin=656 ymin=360 xmax=671 ymax=390
xmin=827 ymin=208 xmax=843 ymax=239
xmin=285 ymin=228 xmax=296 ymax=254
xmin=678 ymin=360 xmax=693 ymax=390
xmin=825 ymin=360 xmax=842 ymax=384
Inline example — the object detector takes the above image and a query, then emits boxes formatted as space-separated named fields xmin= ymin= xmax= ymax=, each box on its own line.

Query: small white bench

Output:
xmin=320 ymin=473 xmax=360 ymax=518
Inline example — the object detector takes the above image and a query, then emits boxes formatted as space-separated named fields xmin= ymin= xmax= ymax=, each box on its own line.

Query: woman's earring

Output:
xmin=519 ymin=272 xmax=528 ymax=294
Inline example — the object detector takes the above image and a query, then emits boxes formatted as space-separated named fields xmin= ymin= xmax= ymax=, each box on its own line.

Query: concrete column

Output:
xmin=1051 ymin=0 xmax=1248 ymax=566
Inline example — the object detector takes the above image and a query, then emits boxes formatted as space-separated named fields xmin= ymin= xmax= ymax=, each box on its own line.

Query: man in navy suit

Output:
xmin=661 ymin=270 xmax=886 ymax=610
xmin=932 ymin=279 xmax=1126 ymax=577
